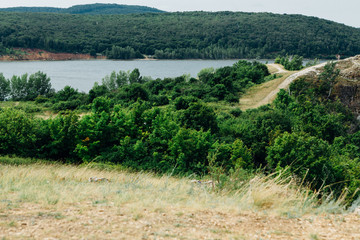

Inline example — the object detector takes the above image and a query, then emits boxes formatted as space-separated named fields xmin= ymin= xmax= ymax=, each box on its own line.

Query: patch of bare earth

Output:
xmin=0 ymin=48 xmax=105 ymax=61
xmin=0 ymin=203 xmax=359 ymax=239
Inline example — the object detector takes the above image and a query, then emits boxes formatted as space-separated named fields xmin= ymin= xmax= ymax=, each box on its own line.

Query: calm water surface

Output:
xmin=0 ymin=59 xmax=273 ymax=92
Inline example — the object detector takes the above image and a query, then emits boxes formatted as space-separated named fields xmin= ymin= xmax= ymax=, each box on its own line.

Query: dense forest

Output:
xmin=0 ymin=11 xmax=360 ymax=59
xmin=0 ymin=60 xmax=360 ymax=204
xmin=0 ymin=4 xmax=164 ymax=15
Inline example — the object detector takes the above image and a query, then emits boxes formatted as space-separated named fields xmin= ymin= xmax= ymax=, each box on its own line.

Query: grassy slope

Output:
xmin=1 ymin=161 xmax=358 ymax=239
xmin=239 ymin=70 xmax=295 ymax=110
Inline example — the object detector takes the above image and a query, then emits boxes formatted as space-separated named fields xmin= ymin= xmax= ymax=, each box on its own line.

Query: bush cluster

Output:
xmin=275 ymin=55 xmax=303 ymax=71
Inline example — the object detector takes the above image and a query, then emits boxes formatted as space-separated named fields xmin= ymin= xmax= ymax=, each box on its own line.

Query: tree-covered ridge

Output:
xmin=0 ymin=4 xmax=165 ymax=15
xmin=0 ymin=11 xmax=360 ymax=59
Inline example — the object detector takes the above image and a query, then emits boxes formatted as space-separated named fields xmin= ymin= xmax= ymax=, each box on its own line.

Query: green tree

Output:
xmin=116 ymin=70 xmax=130 ymax=87
xmin=10 ymin=74 xmax=28 ymax=101
xmin=0 ymin=74 xmax=10 ymax=101
xmin=124 ymin=83 xmax=149 ymax=102
xmin=266 ymin=132 xmax=334 ymax=190
xmin=277 ymin=55 xmax=303 ymax=70
xmin=318 ymin=61 xmax=340 ymax=99
xmin=76 ymin=99 xmax=114 ymax=161
xmin=208 ymin=139 xmax=253 ymax=172
xmin=102 ymin=71 xmax=117 ymax=91
xmin=55 ymin=86 xmax=79 ymax=101
xmin=129 ymin=68 xmax=143 ymax=84
xmin=40 ymin=112 xmax=80 ymax=160
xmin=27 ymin=71 xmax=52 ymax=100
xmin=88 ymin=82 xmax=109 ymax=103
xmin=0 ymin=108 xmax=37 ymax=156
xmin=91 ymin=96 xmax=112 ymax=114
xmin=179 ymin=102 xmax=219 ymax=133
xmin=230 ymin=139 xmax=253 ymax=169
xmin=169 ymin=128 xmax=214 ymax=174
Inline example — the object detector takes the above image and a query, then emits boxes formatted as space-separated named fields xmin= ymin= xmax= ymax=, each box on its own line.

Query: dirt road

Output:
xmin=267 ymin=63 xmax=288 ymax=73
xmin=254 ymin=62 xmax=328 ymax=107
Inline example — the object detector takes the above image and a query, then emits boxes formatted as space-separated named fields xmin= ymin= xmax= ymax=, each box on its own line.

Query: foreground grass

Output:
xmin=0 ymin=161 xmax=358 ymax=239
xmin=0 ymin=162 xmax=346 ymax=215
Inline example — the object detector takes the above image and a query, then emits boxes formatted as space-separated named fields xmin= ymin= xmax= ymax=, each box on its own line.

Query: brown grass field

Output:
xmin=0 ymin=163 xmax=359 ymax=239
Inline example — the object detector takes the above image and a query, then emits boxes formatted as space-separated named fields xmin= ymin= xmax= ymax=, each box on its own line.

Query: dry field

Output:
xmin=0 ymin=163 xmax=359 ymax=239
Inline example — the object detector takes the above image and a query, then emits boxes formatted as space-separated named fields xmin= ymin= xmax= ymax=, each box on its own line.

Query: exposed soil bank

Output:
xmin=0 ymin=48 xmax=106 ymax=61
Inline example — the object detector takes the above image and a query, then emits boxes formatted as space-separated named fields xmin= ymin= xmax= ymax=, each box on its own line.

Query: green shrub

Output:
xmin=173 ymin=96 xmax=199 ymax=110
xmin=35 ymin=95 xmax=50 ymax=103
xmin=230 ymin=108 xmax=242 ymax=117
xmin=179 ymin=102 xmax=219 ymax=133
xmin=225 ymin=93 xmax=239 ymax=103
xmin=169 ymin=128 xmax=214 ymax=175
xmin=266 ymin=132 xmax=335 ymax=190
xmin=0 ymin=108 xmax=38 ymax=156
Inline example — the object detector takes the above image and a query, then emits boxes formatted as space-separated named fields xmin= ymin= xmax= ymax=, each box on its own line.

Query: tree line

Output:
xmin=0 ymin=4 xmax=164 ymax=15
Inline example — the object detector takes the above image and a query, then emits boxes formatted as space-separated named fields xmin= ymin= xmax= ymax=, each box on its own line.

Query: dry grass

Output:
xmin=0 ymin=163 xmax=358 ymax=239
xmin=267 ymin=65 xmax=281 ymax=74
xmin=0 ymin=164 xmax=344 ymax=215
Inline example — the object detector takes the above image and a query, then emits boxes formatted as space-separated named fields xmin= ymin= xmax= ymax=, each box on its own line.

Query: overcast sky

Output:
xmin=1 ymin=0 xmax=359 ymax=28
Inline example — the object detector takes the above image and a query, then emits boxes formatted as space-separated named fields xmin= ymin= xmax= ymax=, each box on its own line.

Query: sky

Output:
xmin=0 ymin=0 xmax=359 ymax=28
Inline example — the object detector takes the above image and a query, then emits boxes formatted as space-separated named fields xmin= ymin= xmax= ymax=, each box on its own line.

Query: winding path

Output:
xmin=253 ymin=62 xmax=328 ymax=108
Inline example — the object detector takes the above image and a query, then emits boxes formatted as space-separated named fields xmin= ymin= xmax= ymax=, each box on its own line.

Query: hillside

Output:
xmin=285 ymin=55 xmax=360 ymax=116
xmin=0 ymin=11 xmax=360 ymax=59
xmin=0 ymin=3 xmax=164 ymax=15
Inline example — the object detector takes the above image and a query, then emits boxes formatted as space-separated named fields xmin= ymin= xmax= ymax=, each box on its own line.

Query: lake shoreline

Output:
xmin=0 ymin=48 xmax=271 ymax=62
xmin=0 ymin=48 xmax=106 ymax=61
xmin=0 ymin=59 xmax=242 ymax=92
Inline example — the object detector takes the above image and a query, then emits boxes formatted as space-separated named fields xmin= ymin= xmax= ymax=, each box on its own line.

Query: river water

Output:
xmin=0 ymin=59 xmax=276 ymax=92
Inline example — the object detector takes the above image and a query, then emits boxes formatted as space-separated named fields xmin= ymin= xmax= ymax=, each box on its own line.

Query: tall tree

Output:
xmin=129 ymin=68 xmax=143 ymax=84
xmin=0 ymin=74 xmax=10 ymax=101
xmin=27 ymin=71 xmax=53 ymax=100
xmin=10 ymin=74 xmax=28 ymax=101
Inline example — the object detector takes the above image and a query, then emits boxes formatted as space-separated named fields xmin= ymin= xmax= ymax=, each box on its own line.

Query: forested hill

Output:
xmin=0 ymin=4 xmax=165 ymax=15
xmin=0 ymin=11 xmax=360 ymax=59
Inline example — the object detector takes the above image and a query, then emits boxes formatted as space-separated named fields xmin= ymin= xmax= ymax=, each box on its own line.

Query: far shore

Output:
xmin=0 ymin=48 xmax=334 ymax=62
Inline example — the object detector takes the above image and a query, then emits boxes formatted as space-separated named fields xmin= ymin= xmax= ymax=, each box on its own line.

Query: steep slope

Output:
xmin=0 ymin=4 xmax=165 ymax=15
xmin=328 ymin=55 xmax=360 ymax=115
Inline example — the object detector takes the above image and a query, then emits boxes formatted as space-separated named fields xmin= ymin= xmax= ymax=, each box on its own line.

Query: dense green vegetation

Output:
xmin=0 ymin=4 xmax=164 ymax=15
xmin=275 ymin=55 xmax=304 ymax=70
xmin=0 ymin=11 xmax=360 ymax=59
xmin=0 ymin=60 xmax=360 ymax=204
